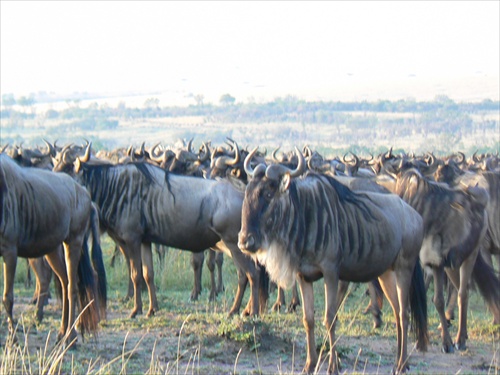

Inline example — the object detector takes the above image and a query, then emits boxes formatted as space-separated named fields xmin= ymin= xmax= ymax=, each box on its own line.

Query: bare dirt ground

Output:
xmin=3 ymin=288 xmax=499 ymax=375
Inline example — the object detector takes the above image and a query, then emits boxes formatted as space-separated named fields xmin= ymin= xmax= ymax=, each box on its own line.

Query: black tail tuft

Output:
xmin=472 ymin=251 xmax=500 ymax=324
xmin=410 ymin=261 xmax=429 ymax=352
xmin=90 ymin=204 xmax=107 ymax=319
xmin=77 ymin=239 xmax=101 ymax=340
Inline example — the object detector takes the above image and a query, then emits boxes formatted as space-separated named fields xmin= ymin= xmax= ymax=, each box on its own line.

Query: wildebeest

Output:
xmin=55 ymin=144 xmax=268 ymax=318
xmin=435 ymin=161 xmax=500 ymax=273
xmin=238 ymin=147 xmax=428 ymax=374
xmin=379 ymin=165 xmax=499 ymax=352
xmin=0 ymin=154 xmax=106 ymax=346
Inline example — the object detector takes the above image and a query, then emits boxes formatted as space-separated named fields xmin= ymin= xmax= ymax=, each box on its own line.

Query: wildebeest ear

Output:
xmin=74 ymin=157 xmax=82 ymax=174
xmin=279 ymin=173 xmax=291 ymax=192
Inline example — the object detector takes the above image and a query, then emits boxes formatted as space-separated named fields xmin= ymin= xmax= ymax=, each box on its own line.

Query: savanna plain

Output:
xmin=1 ymin=94 xmax=499 ymax=374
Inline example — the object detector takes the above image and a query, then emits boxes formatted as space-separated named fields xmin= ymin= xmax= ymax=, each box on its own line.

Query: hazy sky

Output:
xmin=1 ymin=1 xmax=499 ymax=102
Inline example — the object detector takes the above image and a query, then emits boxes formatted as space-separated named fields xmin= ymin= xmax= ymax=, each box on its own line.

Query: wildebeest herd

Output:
xmin=1 ymin=138 xmax=499 ymax=374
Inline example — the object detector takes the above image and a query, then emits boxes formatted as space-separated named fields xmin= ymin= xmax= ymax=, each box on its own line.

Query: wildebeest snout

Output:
xmin=238 ymin=231 xmax=256 ymax=253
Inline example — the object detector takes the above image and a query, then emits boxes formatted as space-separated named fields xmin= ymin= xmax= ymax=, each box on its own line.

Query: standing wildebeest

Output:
xmin=238 ymin=148 xmax=428 ymax=375
xmin=56 ymin=145 xmax=267 ymax=318
xmin=380 ymin=166 xmax=499 ymax=352
xmin=0 ymin=154 xmax=105 ymax=345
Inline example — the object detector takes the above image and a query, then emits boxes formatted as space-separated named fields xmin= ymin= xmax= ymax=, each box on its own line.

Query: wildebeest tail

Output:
xmin=410 ymin=261 xmax=429 ymax=351
xmin=90 ymin=204 xmax=107 ymax=318
xmin=472 ymin=251 xmax=500 ymax=324
xmin=77 ymin=239 xmax=101 ymax=339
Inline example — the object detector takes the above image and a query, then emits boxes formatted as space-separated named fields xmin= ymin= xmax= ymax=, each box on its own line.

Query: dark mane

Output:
xmin=306 ymin=172 xmax=377 ymax=221
xmin=82 ymin=161 xmax=173 ymax=189
xmin=398 ymin=168 xmax=452 ymax=198
xmin=80 ymin=162 xmax=175 ymax=216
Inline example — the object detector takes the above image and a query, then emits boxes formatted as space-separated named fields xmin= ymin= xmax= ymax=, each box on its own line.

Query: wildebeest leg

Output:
xmin=215 ymin=251 xmax=224 ymax=294
xmin=336 ymin=280 xmax=350 ymax=310
xmin=190 ymin=252 xmax=204 ymax=301
xmin=228 ymin=247 xmax=261 ymax=316
xmin=127 ymin=244 xmax=144 ymax=318
xmin=273 ymin=281 xmax=300 ymax=313
xmin=423 ymin=266 xmax=433 ymax=291
xmin=29 ymin=260 xmax=41 ymax=304
xmin=377 ymin=270 xmax=404 ymax=372
xmin=432 ymin=265 xmax=454 ymax=353
xmin=366 ymin=280 xmax=384 ymax=329
xmin=62 ymin=241 xmax=84 ymax=346
xmin=446 ymin=248 xmax=477 ymax=351
xmin=113 ymin=244 xmax=134 ymax=299
xmin=445 ymin=280 xmax=457 ymax=322
xmin=25 ymin=259 xmax=33 ymax=289
xmin=141 ymin=242 xmax=158 ymax=317
xmin=154 ymin=243 xmax=166 ymax=266
xmin=29 ymin=257 xmax=53 ymax=323
xmin=272 ymin=286 xmax=286 ymax=312
xmin=1 ymin=247 xmax=18 ymax=336
xmin=324 ymin=272 xmax=340 ymax=375
xmin=229 ymin=265 xmax=248 ymax=316
xmin=206 ymin=250 xmax=218 ymax=301
xmin=289 ymin=281 xmax=300 ymax=312
xmin=297 ymin=277 xmax=318 ymax=374
xmin=44 ymin=248 xmax=70 ymax=342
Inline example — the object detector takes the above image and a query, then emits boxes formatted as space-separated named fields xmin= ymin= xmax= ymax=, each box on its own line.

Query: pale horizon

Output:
xmin=1 ymin=1 xmax=499 ymax=104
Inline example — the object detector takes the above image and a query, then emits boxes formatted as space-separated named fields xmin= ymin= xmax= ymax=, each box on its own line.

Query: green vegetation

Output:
xmin=0 ymin=235 xmax=498 ymax=374
xmin=1 ymin=94 xmax=498 ymax=157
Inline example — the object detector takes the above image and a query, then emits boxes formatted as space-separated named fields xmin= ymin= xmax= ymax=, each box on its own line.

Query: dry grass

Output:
xmin=1 ymin=239 xmax=499 ymax=374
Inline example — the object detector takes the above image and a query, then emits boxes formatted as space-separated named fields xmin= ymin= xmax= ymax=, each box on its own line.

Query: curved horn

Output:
xmin=43 ymin=139 xmax=57 ymax=157
xmin=137 ymin=141 xmax=146 ymax=157
xmin=472 ymin=150 xmax=481 ymax=163
xmin=303 ymin=145 xmax=312 ymax=158
xmin=0 ymin=143 xmax=9 ymax=154
xmin=150 ymin=142 xmax=163 ymax=157
xmin=228 ymin=141 xmax=240 ymax=165
xmin=244 ymin=147 xmax=260 ymax=179
xmin=271 ymin=146 xmax=281 ymax=162
xmin=186 ymin=138 xmax=193 ymax=153
xmin=386 ymin=146 xmax=393 ymax=159
xmin=126 ymin=145 xmax=133 ymax=157
xmin=78 ymin=142 xmax=92 ymax=163
xmin=60 ymin=143 xmax=75 ymax=164
xmin=343 ymin=152 xmax=359 ymax=167
xmin=265 ymin=147 xmax=306 ymax=180
xmin=198 ymin=141 xmax=210 ymax=163
xmin=456 ymin=151 xmax=466 ymax=165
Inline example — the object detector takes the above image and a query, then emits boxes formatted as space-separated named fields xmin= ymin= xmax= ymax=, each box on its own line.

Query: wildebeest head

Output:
xmin=238 ymin=147 xmax=305 ymax=254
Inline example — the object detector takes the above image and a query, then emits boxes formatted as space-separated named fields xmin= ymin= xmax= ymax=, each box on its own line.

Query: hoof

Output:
xmin=441 ymin=343 xmax=455 ymax=353
xmin=271 ymin=303 xmax=282 ymax=312
xmin=392 ymin=364 xmax=409 ymax=375
xmin=288 ymin=302 xmax=300 ymax=313
xmin=129 ymin=309 xmax=141 ymax=319
xmin=454 ymin=342 xmax=467 ymax=351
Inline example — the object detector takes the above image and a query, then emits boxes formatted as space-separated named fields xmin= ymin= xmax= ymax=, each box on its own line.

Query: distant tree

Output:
xmin=17 ymin=94 xmax=35 ymax=107
xmin=17 ymin=94 xmax=36 ymax=115
xmin=45 ymin=109 xmax=59 ymax=119
xmin=144 ymin=97 xmax=160 ymax=109
xmin=219 ymin=93 xmax=235 ymax=106
xmin=2 ymin=93 xmax=16 ymax=107
xmin=194 ymin=94 xmax=205 ymax=106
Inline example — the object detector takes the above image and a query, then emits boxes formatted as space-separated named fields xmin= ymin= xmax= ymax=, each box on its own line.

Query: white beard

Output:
xmin=254 ymin=241 xmax=297 ymax=289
